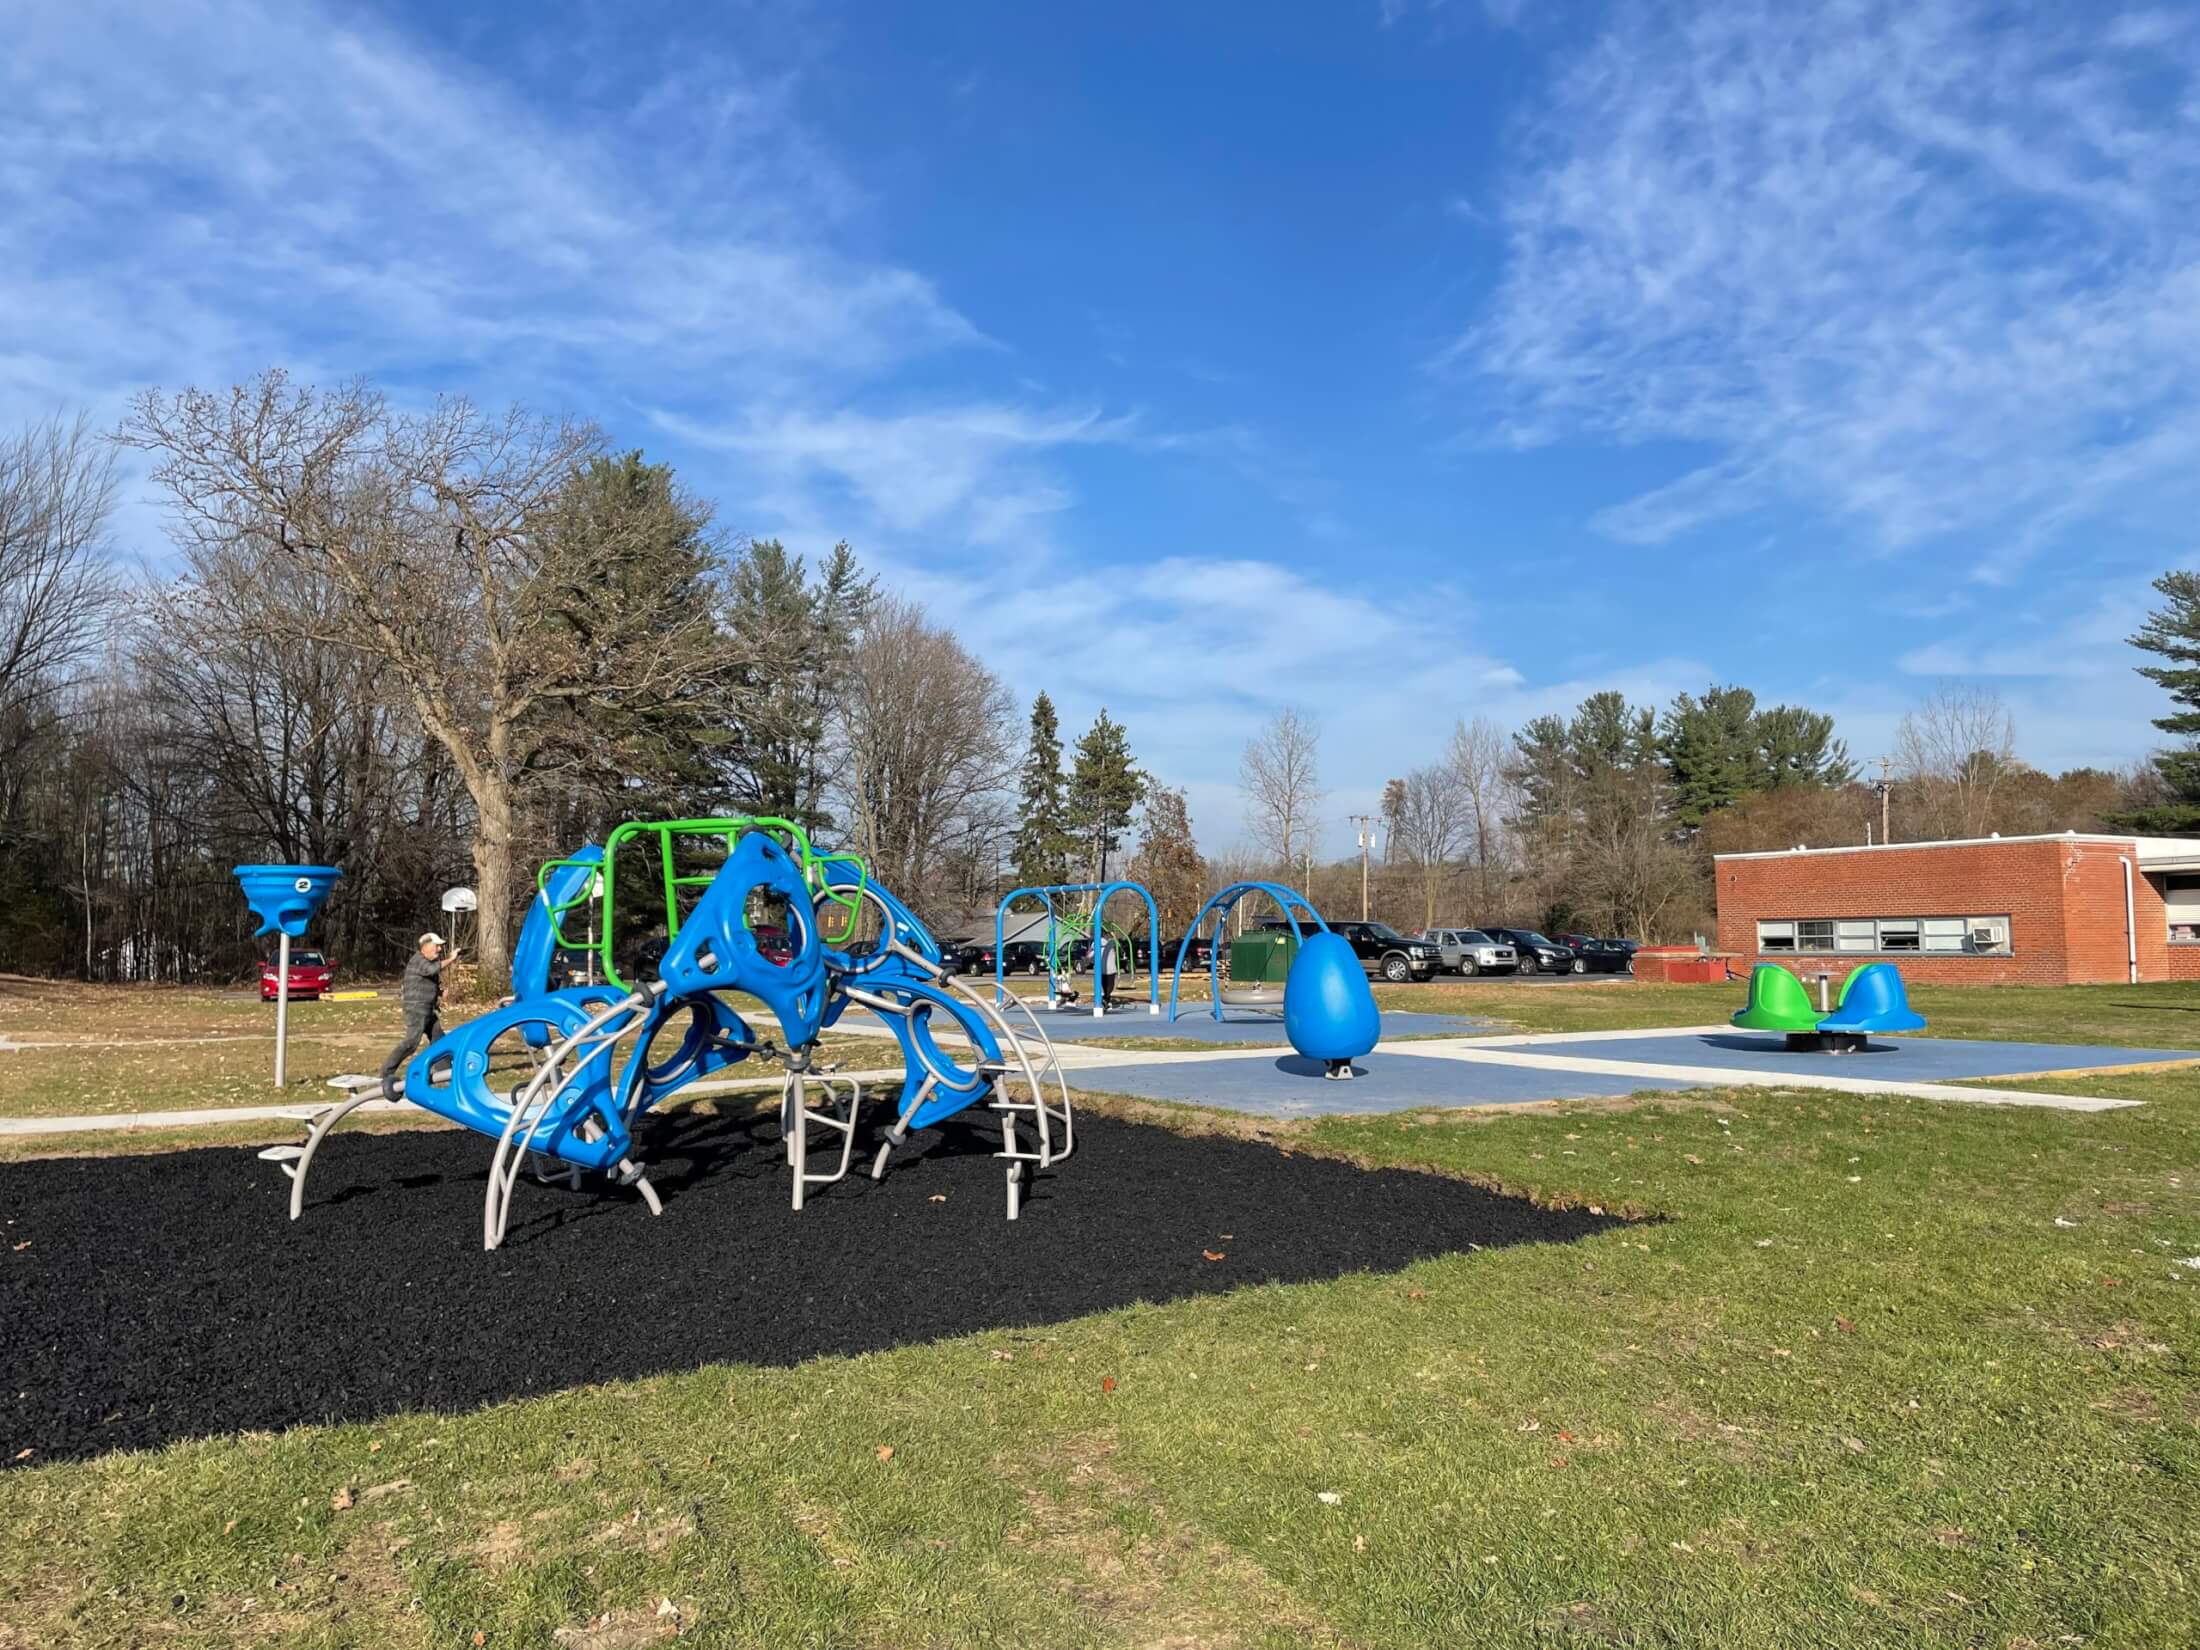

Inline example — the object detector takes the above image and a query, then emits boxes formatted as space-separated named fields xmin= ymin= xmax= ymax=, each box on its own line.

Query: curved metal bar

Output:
xmin=285 ymin=1084 xmax=388 ymax=1220
xmin=943 ymin=971 xmax=1071 ymax=1164
xmin=483 ymin=984 xmax=660 ymax=1250
xmin=1166 ymin=881 xmax=1327 ymax=1023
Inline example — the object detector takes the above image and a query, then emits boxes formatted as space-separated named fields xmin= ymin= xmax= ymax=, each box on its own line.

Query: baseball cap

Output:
xmin=419 ymin=931 xmax=447 ymax=947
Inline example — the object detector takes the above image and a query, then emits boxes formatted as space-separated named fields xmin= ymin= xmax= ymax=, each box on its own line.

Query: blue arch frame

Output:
xmin=994 ymin=880 xmax=1163 ymax=1018
xmin=1167 ymin=881 xmax=1328 ymax=1022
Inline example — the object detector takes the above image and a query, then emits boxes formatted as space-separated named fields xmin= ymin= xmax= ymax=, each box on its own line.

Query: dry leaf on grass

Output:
xmin=874 ymin=1445 xmax=894 ymax=1463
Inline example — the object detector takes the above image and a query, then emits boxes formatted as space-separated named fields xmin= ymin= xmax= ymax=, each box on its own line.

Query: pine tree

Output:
xmin=1065 ymin=709 xmax=1145 ymax=883
xmin=719 ymin=539 xmax=876 ymax=831
xmin=1658 ymin=685 xmax=1761 ymax=828
xmin=2108 ymin=569 xmax=2200 ymax=833
xmin=1010 ymin=692 xmax=1070 ymax=886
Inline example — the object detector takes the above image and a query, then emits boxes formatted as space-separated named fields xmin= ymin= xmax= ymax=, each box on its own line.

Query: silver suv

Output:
xmin=1418 ymin=928 xmax=1517 ymax=977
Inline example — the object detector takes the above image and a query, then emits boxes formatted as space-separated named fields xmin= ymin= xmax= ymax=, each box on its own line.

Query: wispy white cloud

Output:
xmin=0 ymin=0 xmax=974 ymax=423
xmin=1461 ymin=0 xmax=2200 ymax=574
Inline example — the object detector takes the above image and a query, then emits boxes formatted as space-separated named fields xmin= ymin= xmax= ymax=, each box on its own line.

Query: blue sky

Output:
xmin=7 ymin=0 xmax=2199 ymax=853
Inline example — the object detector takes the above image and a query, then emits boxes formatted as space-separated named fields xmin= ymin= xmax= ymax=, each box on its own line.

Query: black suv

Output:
xmin=998 ymin=939 xmax=1049 ymax=974
xmin=1480 ymin=927 xmax=1577 ymax=975
xmin=1261 ymin=919 xmax=1438 ymax=983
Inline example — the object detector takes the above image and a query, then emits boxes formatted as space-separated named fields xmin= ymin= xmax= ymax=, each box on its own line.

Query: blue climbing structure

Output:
xmin=277 ymin=819 xmax=1074 ymax=1247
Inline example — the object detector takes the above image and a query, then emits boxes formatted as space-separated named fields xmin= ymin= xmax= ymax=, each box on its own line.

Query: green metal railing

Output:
xmin=534 ymin=817 xmax=868 ymax=991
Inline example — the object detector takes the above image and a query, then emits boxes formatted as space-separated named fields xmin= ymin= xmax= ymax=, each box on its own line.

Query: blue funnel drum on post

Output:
xmin=235 ymin=864 xmax=341 ymax=1090
xmin=234 ymin=864 xmax=342 ymax=938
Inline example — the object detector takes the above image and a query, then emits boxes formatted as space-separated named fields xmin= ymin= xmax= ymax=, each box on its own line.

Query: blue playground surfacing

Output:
xmin=1015 ymin=1007 xmax=1495 ymax=1045
xmin=1062 ymin=1052 xmax=1696 ymax=1117
xmin=1479 ymin=1031 xmax=2200 ymax=1083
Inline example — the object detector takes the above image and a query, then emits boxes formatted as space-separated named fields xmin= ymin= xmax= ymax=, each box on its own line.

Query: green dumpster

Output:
xmin=1227 ymin=927 xmax=1298 ymax=989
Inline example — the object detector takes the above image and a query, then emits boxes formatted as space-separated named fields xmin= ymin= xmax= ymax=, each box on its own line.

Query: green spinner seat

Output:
xmin=1730 ymin=964 xmax=1820 ymax=1034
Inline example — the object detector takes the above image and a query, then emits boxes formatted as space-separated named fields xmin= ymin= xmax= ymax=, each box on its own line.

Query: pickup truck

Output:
xmin=1261 ymin=920 xmax=1440 ymax=983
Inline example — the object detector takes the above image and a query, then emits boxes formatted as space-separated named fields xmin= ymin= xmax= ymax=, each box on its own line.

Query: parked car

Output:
xmin=999 ymin=939 xmax=1050 ymax=974
xmin=935 ymin=936 xmax=982 ymax=975
xmin=1262 ymin=919 xmax=1440 ymax=983
xmin=753 ymin=923 xmax=794 ymax=965
xmin=1608 ymin=938 xmax=1642 ymax=958
xmin=1172 ymin=933 xmax=1214 ymax=969
xmin=1570 ymin=939 xmax=1633 ymax=974
xmin=1478 ymin=927 xmax=1577 ymax=975
xmin=260 ymin=949 xmax=333 ymax=1000
xmin=1418 ymin=927 xmax=1518 ymax=977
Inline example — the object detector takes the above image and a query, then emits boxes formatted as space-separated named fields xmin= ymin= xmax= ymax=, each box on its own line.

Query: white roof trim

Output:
xmin=1715 ymin=831 xmax=2200 ymax=863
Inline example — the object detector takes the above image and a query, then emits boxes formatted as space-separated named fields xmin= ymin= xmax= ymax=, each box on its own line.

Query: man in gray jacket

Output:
xmin=380 ymin=931 xmax=458 ymax=1097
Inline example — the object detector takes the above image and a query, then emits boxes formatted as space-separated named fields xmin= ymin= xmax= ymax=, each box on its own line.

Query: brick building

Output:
xmin=1713 ymin=832 xmax=2200 ymax=987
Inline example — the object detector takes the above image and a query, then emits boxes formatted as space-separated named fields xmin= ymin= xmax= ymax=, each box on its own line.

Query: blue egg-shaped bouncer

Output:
xmin=1283 ymin=930 xmax=1380 ymax=1076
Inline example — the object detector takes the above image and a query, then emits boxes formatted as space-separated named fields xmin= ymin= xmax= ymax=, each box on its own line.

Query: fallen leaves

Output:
xmin=927 ymin=1194 xmax=947 ymax=1204
xmin=1100 ymin=1376 xmax=1116 ymax=1395
xmin=1834 ymin=1316 xmax=1856 ymax=1334
xmin=1315 ymin=1491 xmax=1342 ymax=1506
xmin=330 ymin=1486 xmax=356 ymax=1511
xmin=1843 ymin=1436 xmax=1868 ymax=1454
xmin=1202 ymin=1249 xmax=1226 ymax=1262
xmin=873 ymin=1445 xmax=894 ymax=1463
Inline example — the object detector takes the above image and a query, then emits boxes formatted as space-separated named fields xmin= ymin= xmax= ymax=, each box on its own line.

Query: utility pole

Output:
xmin=1873 ymin=756 xmax=1893 ymax=844
xmin=1349 ymin=813 xmax=1375 ymax=920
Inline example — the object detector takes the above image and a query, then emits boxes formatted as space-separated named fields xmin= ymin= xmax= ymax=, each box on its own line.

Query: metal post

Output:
xmin=273 ymin=931 xmax=291 ymax=1089
xmin=1351 ymin=813 xmax=1373 ymax=920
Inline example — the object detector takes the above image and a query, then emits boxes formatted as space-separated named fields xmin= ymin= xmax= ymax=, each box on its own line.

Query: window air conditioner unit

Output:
xmin=1971 ymin=928 xmax=1996 ymax=946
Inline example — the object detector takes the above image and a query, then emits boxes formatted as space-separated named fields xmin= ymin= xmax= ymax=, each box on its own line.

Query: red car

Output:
xmin=260 ymin=949 xmax=334 ymax=1000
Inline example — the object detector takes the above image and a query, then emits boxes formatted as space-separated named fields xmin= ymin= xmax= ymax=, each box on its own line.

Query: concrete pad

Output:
xmin=1063 ymin=1051 xmax=1697 ymax=1117
xmin=1464 ymin=1030 xmax=2199 ymax=1083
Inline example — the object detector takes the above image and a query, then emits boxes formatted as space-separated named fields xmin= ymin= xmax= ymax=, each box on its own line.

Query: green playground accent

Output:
xmin=536 ymin=817 xmax=868 ymax=991
xmin=1729 ymin=963 xmax=1821 ymax=1033
xmin=1045 ymin=913 xmax=1139 ymax=974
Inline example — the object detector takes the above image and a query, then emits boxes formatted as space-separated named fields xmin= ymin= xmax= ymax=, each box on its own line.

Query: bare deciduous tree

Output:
xmin=0 ymin=414 xmax=115 ymax=730
xmin=835 ymin=595 xmax=1014 ymax=907
xmin=1240 ymin=707 xmax=1321 ymax=874
xmin=1389 ymin=764 xmax=1466 ymax=928
xmin=120 ymin=371 xmax=744 ymax=984
xmin=1446 ymin=715 xmax=1515 ymax=915
xmin=1894 ymin=686 xmax=2020 ymax=839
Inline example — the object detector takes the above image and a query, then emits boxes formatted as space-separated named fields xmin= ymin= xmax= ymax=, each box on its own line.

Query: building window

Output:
xmin=1755 ymin=916 xmax=2012 ymax=955
xmin=2168 ymin=875 xmax=2200 ymax=944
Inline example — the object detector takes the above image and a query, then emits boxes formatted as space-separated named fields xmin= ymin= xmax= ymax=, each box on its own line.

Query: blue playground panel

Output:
xmin=1015 ymin=1007 xmax=1495 ymax=1045
xmin=1482 ymin=1031 xmax=2200 ymax=1082
xmin=1061 ymin=1052 xmax=1696 ymax=1117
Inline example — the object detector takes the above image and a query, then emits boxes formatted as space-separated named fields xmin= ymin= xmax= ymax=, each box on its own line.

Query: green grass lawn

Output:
xmin=5 ymin=1058 xmax=2197 ymax=1647
xmin=5 ymin=978 xmax=2197 ymax=1646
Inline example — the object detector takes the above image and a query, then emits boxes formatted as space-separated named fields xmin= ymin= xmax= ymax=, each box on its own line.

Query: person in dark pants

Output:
xmin=379 ymin=931 xmax=458 ymax=1097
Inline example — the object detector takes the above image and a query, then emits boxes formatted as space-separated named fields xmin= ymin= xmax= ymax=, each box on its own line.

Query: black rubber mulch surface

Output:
xmin=2 ymin=1112 xmax=1619 ymax=1465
